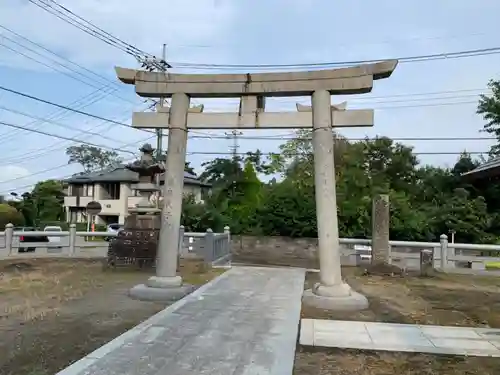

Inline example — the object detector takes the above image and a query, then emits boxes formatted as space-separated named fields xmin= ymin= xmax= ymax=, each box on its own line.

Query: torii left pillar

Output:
xmin=129 ymin=93 xmax=195 ymax=301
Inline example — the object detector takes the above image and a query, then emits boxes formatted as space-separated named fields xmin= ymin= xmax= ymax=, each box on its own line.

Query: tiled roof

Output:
xmin=462 ymin=157 xmax=500 ymax=180
xmin=64 ymin=164 xmax=210 ymax=186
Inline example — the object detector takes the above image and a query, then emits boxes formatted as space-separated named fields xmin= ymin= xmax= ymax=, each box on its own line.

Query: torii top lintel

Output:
xmin=114 ymin=60 xmax=398 ymax=99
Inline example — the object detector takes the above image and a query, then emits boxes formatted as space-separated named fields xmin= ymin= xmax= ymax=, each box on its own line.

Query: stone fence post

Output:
xmin=372 ymin=194 xmax=390 ymax=264
xmin=205 ymin=228 xmax=214 ymax=263
xmin=439 ymin=234 xmax=449 ymax=270
xmin=224 ymin=226 xmax=231 ymax=257
xmin=178 ymin=225 xmax=185 ymax=254
xmin=5 ymin=223 xmax=13 ymax=256
xmin=69 ymin=224 xmax=77 ymax=256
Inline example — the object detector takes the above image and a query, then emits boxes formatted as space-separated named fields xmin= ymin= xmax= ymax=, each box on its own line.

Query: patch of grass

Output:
xmin=294 ymin=347 xmax=500 ymax=375
xmin=0 ymin=258 xmax=226 ymax=375
xmin=181 ymin=267 xmax=226 ymax=285
xmin=297 ymin=267 xmax=500 ymax=374
xmin=0 ymin=258 xmax=224 ymax=323
xmin=301 ymin=267 xmax=500 ymax=327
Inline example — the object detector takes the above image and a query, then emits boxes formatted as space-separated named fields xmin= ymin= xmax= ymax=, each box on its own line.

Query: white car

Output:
xmin=44 ymin=225 xmax=62 ymax=243
xmin=107 ymin=224 xmax=124 ymax=233
xmin=105 ymin=223 xmax=124 ymax=241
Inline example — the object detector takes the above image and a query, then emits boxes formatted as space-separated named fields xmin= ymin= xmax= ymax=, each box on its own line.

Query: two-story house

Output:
xmin=63 ymin=164 xmax=211 ymax=225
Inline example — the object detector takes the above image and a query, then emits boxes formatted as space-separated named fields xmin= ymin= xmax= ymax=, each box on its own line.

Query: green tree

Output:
xmin=225 ymin=161 xmax=263 ymax=234
xmin=0 ymin=204 xmax=24 ymax=228
xmin=8 ymin=180 xmax=64 ymax=227
xmin=258 ymin=179 xmax=316 ymax=237
xmin=184 ymin=162 xmax=196 ymax=175
xmin=199 ymin=157 xmax=241 ymax=186
xmin=66 ymin=144 xmax=123 ymax=172
xmin=32 ymin=180 xmax=65 ymax=223
xmin=360 ymin=137 xmax=419 ymax=194
xmin=477 ymin=79 xmax=500 ymax=155
xmin=429 ymin=188 xmax=493 ymax=243
xmin=181 ymin=195 xmax=226 ymax=232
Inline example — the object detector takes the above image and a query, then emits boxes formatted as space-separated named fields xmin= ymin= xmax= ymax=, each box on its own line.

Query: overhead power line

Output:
xmin=0 ymin=24 xmax=120 ymax=88
xmin=206 ymin=99 xmax=479 ymax=112
xmin=28 ymin=0 xmax=168 ymax=70
xmin=26 ymin=0 xmax=500 ymax=73
xmin=0 ymin=23 xmax=140 ymax=106
xmin=0 ymin=41 xmax=103 ymax=89
xmin=1 ymin=148 xmax=490 ymax=194
xmin=171 ymin=46 xmax=500 ymax=70
xmin=0 ymin=163 xmax=73 ymax=184
xmin=0 ymin=84 xmax=153 ymax=134
xmin=187 ymin=134 xmax=496 ymax=142
xmin=0 ymin=119 xmax=140 ymax=155
xmin=0 ymin=132 xmax=156 ymax=187
xmin=0 ymin=84 xmax=483 ymax=144
xmin=0 ymin=105 xmax=130 ymax=145
xmin=0 ymin=105 xmax=151 ymax=164
xmin=184 ymin=151 xmax=490 ymax=156
xmin=165 ymin=30 xmax=492 ymax=50
xmin=0 ymin=156 xmax=138 ymax=194
xmin=0 ymin=85 xmax=116 ymax=143
xmin=28 ymin=0 xmax=145 ymax=58
xmin=335 ymin=88 xmax=489 ymax=101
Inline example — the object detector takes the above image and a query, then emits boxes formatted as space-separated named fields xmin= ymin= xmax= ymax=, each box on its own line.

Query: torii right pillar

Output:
xmin=301 ymin=90 xmax=369 ymax=310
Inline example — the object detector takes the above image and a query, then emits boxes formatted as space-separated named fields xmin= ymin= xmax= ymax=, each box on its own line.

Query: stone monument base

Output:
xmin=129 ymin=283 xmax=196 ymax=302
xmin=302 ymin=282 xmax=369 ymax=311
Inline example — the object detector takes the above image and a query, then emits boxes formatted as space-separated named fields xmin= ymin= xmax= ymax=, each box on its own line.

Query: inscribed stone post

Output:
xmin=371 ymin=194 xmax=390 ymax=264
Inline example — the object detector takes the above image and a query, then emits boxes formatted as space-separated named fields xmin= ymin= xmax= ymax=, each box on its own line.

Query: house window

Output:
xmin=102 ymin=183 xmax=120 ymax=199
xmin=70 ymin=184 xmax=83 ymax=197
xmin=85 ymin=184 xmax=93 ymax=197
xmin=70 ymin=184 xmax=94 ymax=197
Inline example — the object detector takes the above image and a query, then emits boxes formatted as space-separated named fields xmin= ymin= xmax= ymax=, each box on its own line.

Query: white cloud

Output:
xmin=0 ymin=165 xmax=31 ymax=183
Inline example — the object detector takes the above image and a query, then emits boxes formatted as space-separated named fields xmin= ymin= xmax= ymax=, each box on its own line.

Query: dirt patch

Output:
xmin=2 ymin=262 xmax=35 ymax=272
xmin=0 ymin=258 xmax=225 ymax=375
xmin=297 ymin=267 xmax=500 ymax=374
xmin=294 ymin=347 xmax=500 ymax=375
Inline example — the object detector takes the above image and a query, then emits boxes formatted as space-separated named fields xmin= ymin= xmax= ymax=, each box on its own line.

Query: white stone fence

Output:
xmin=2 ymin=223 xmax=498 ymax=274
xmin=340 ymin=235 xmax=500 ymax=274
xmin=0 ymin=223 xmax=112 ymax=259
xmin=181 ymin=227 xmax=232 ymax=265
xmin=0 ymin=223 xmax=232 ymax=265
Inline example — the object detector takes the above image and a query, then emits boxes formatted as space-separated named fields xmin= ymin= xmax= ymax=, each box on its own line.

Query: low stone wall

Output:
xmin=230 ymin=236 xmax=319 ymax=269
xmin=178 ymin=253 xmax=209 ymax=273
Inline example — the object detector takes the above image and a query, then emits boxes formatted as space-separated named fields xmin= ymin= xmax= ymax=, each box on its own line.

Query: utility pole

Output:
xmin=225 ymin=130 xmax=243 ymax=199
xmin=155 ymin=44 xmax=168 ymax=208
xmin=225 ymin=130 xmax=243 ymax=159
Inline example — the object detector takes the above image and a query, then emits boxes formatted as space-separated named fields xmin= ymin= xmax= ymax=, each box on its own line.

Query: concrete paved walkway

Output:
xmin=300 ymin=319 xmax=500 ymax=357
xmin=57 ymin=266 xmax=306 ymax=375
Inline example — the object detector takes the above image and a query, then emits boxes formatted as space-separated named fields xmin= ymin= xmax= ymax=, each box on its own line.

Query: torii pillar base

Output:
xmin=302 ymin=283 xmax=368 ymax=311
xmin=129 ymin=277 xmax=195 ymax=302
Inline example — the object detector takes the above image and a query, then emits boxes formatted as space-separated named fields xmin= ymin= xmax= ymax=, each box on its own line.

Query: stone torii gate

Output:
xmin=115 ymin=60 xmax=398 ymax=310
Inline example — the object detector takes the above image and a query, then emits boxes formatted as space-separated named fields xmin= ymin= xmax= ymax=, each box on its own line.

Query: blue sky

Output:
xmin=0 ymin=0 xmax=499 ymax=194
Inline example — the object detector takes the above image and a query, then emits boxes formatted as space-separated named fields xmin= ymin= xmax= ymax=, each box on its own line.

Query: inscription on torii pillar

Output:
xmin=115 ymin=60 xmax=398 ymax=309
